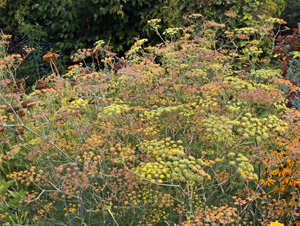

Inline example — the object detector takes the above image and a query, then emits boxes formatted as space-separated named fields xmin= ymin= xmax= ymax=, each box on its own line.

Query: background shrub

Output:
xmin=0 ymin=0 xmax=286 ymax=58
xmin=281 ymin=0 xmax=300 ymax=29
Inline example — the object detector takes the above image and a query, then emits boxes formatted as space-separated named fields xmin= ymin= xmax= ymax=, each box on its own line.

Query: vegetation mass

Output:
xmin=1 ymin=1 xmax=300 ymax=225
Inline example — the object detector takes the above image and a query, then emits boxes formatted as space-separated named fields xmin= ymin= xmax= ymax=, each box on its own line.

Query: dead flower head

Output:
xmin=16 ymin=79 xmax=25 ymax=84
xmin=43 ymin=52 xmax=59 ymax=62
xmin=7 ymin=107 xmax=20 ymax=113
xmin=14 ymin=128 xmax=24 ymax=136
xmin=21 ymin=100 xmax=36 ymax=108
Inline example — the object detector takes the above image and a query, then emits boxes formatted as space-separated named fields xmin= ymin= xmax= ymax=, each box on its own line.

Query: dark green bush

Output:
xmin=155 ymin=0 xmax=285 ymax=27
xmin=281 ymin=0 xmax=300 ymax=29
xmin=0 ymin=0 xmax=286 ymax=58
xmin=0 ymin=0 xmax=162 ymax=58
xmin=0 ymin=0 xmax=287 ymax=78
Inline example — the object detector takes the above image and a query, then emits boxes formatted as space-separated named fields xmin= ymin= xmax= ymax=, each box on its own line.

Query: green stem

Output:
xmin=108 ymin=208 xmax=120 ymax=226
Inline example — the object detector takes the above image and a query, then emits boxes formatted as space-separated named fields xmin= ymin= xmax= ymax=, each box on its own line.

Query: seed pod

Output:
xmin=17 ymin=111 xmax=25 ymax=117
xmin=35 ymin=82 xmax=47 ymax=90
xmin=115 ymin=60 xmax=127 ymax=70
xmin=16 ymin=79 xmax=25 ymax=84
xmin=12 ymin=88 xmax=23 ymax=93
xmin=7 ymin=107 xmax=20 ymax=113
xmin=14 ymin=128 xmax=24 ymax=136
xmin=21 ymin=100 xmax=36 ymax=108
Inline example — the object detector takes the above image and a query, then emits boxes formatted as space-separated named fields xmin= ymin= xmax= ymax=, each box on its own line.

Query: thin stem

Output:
xmin=51 ymin=60 xmax=60 ymax=76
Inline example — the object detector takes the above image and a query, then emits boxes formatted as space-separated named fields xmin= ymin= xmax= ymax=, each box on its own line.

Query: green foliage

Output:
xmin=0 ymin=0 xmax=6 ymax=8
xmin=0 ymin=0 xmax=285 ymax=60
xmin=158 ymin=0 xmax=285 ymax=27
xmin=281 ymin=0 xmax=300 ymax=28
xmin=0 ymin=0 xmax=286 ymax=78
xmin=0 ymin=0 xmax=161 ymax=59
xmin=0 ymin=179 xmax=29 ymax=223
xmin=145 ymin=0 xmax=287 ymax=72
xmin=3 ymin=212 xmax=34 ymax=226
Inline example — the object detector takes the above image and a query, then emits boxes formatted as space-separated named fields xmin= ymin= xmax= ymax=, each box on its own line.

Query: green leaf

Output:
xmin=8 ymin=190 xmax=27 ymax=207
xmin=0 ymin=180 xmax=14 ymax=195
xmin=243 ymin=11 xmax=253 ymax=20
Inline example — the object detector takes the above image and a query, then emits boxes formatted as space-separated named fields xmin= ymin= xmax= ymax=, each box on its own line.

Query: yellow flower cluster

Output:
xmin=98 ymin=103 xmax=130 ymax=117
xmin=84 ymin=134 xmax=104 ymax=150
xmin=94 ymin=39 xmax=105 ymax=52
xmin=28 ymin=138 xmax=41 ymax=146
xmin=109 ymin=145 xmax=136 ymax=164
xmin=188 ymin=13 xmax=202 ymax=18
xmin=0 ymin=212 xmax=8 ymax=221
xmin=234 ymin=27 xmax=258 ymax=34
xmin=147 ymin=19 xmax=161 ymax=30
xmin=268 ymin=221 xmax=285 ymax=226
xmin=265 ymin=17 xmax=287 ymax=25
xmin=141 ymin=105 xmax=183 ymax=121
xmin=124 ymin=187 xmax=174 ymax=219
xmin=251 ymin=69 xmax=279 ymax=82
xmin=143 ymin=126 xmax=159 ymax=137
xmin=126 ymin=38 xmax=148 ymax=56
xmin=267 ymin=115 xmax=288 ymax=133
xmin=65 ymin=203 xmax=80 ymax=214
xmin=64 ymin=65 xmax=80 ymax=78
xmin=190 ymin=68 xmax=207 ymax=80
xmin=148 ymin=208 xmax=167 ymax=223
xmin=163 ymin=27 xmax=184 ymax=37
xmin=205 ymin=63 xmax=224 ymax=72
xmin=180 ymin=103 xmax=197 ymax=118
xmin=232 ymin=113 xmax=271 ymax=142
xmin=7 ymin=167 xmax=44 ymax=187
xmin=202 ymin=114 xmax=234 ymax=137
xmin=198 ymin=96 xmax=219 ymax=112
xmin=135 ymin=161 xmax=170 ymax=184
xmin=242 ymin=46 xmax=263 ymax=56
xmin=0 ymin=105 xmax=8 ymax=124
xmin=77 ymin=151 xmax=101 ymax=170
xmin=135 ymin=138 xmax=210 ymax=184
xmin=228 ymin=152 xmax=258 ymax=180
xmin=0 ymin=54 xmax=23 ymax=69
xmin=226 ymin=99 xmax=247 ymax=112
xmin=33 ymin=202 xmax=55 ymax=221
xmin=69 ymin=98 xmax=89 ymax=109
xmin=223 ymin=76 xmax=256 ymax=91
xmin=42 ymin=52 xmax=59 ymax=62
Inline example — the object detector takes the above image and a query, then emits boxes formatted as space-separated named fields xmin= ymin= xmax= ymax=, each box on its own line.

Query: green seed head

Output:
xmin=177 ymin=151 xmax=185 ymax=158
